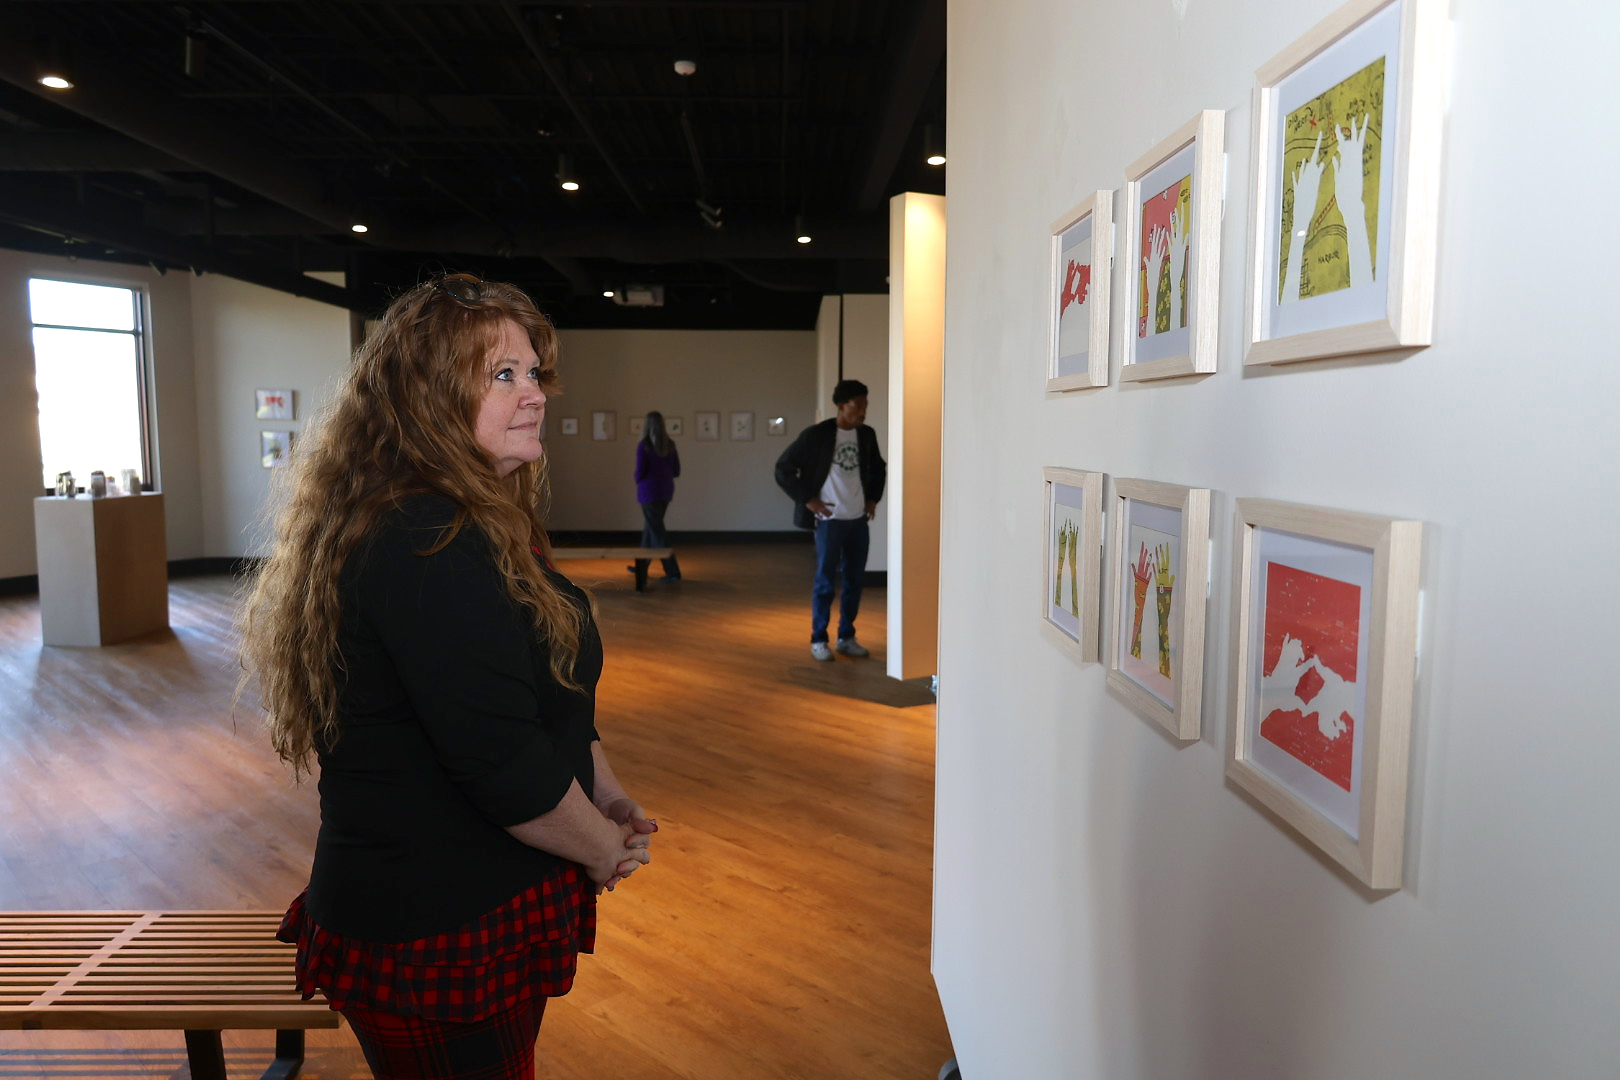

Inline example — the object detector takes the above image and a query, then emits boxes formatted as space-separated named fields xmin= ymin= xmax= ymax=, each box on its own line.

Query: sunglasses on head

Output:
xmin=431 ymin=277 xmax=484 ymax=305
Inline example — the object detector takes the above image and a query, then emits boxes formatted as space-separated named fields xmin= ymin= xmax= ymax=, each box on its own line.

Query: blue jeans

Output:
xmin=811 ymin=517 xmax=869 ymax=643
xmin=639 ymin=501 xmax=681 ymax=578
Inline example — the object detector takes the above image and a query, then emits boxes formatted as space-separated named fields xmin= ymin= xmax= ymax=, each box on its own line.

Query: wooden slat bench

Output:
xmin=0 ymin=911 xmax=337 ymax=1080
xmin=549 ymin=546 xmax=674 ymax=592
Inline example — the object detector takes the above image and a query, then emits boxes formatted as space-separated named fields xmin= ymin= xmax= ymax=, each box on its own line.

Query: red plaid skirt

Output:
xmin=277 ymin=865 xmax=596 ymax=1022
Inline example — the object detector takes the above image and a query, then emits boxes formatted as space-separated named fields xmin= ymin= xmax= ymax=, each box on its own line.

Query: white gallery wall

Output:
xmin=537 ymin=328 xmax=816 ymax=532
xmin=189 ymin=274 xmax=353 ymax=557
xmin=0 ymin=251 xmax=204 ymax=577
xmin=935 ymin=0 xmax=1620 ymax=1077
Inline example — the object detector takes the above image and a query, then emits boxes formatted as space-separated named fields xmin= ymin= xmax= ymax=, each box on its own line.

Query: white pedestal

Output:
xmin=34 ymin=493 xmax=170 ymax=646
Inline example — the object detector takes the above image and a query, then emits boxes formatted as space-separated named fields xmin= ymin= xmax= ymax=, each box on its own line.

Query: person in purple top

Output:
xmin=632 ymin=411 xmax=682 ymax=581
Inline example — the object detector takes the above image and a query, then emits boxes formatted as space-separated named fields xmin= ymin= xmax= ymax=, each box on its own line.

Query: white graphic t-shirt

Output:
xmin=817 ymin=426 xmax=866 ymax=520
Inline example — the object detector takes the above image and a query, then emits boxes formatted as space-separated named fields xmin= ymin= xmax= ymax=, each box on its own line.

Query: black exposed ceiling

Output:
xmin=0 ymin=1 xmax=945 ymax=329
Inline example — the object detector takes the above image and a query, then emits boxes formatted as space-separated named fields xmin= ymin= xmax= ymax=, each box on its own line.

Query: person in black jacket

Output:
xmin=773 ymin=379 xmax=887 ymax=661
xmin=238 ymin=274 xmax=654 ymax=1080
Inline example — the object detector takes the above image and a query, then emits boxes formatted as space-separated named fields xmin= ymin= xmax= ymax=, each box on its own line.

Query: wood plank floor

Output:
xmin=0 ymin=543 xmax=951 ymax=1079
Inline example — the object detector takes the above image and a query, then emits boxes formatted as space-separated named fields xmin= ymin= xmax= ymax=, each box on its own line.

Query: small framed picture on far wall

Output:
xmin=261 ymin=430 xmax=293 ymax=468
xmin=255 ymin=389 xmax=294 ymax=420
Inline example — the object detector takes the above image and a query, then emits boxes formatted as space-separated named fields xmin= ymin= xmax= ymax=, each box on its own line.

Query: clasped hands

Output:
xmin=597 ymin=796 xmax=656 ymax=893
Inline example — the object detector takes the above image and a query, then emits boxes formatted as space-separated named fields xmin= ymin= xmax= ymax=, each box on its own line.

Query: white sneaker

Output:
xmin=811 ymin=642 xmax=834 ymax=662
xmin=835 ymin=638 xmax=870 ymax=658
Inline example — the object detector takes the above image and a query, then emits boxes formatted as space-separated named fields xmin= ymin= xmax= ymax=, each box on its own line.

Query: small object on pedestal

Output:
xmin=121 ymin=468 xmax=142 ymax=494
xmin=89 ymin=471 xmax=108 ymax=497
xmin=56 ymin=471 xmax=76 ymax=498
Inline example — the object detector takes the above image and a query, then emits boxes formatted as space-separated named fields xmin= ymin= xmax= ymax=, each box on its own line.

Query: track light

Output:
xmin=602 ymin=289 xmax=616 ymax=298
xmin=184 ymin=32 xmax=208 ymax=80
xmin=794 ymin=214 xmax=812 ymax=245
xmin=924 ymin=123 xmax=946 ymax=167
xmin=36 ymin=40 xmax=73 ymax=90
xmin=350 ymin=224 xmax=368 ymax=234
xmin=556 ymin=152 xmax=579 ymax=192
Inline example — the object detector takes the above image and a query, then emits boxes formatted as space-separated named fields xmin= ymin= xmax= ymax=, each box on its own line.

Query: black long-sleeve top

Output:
xmin=307 ymin=493 xmax=602 ymax=943
xmin=772 ymin=418 xmax=886 ymax=530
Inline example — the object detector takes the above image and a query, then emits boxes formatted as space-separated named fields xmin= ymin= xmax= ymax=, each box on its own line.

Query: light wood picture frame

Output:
xmin=559 ymin=417 xmax=579 ymax=436
xmin=1046 ymin=189 xmax=1113 ymax=392
xmin=694 ymin=411 xmax=719 ymax=441
xmin=1119 ymin=110 xmax=1224 ymax=382
xmin=260 ymin=430 xmax=292 ymax=468
xmin=591 ymin=410 xmax=616 ymax=440
xmin=730 ymin=411 xmax=754 ymax=440
xmin=629 ymin=416 xmax=646 ymax=438
xmin=1244 ymin=0 xmax=1445 ymax=367
xmin=667 ymin=416 xmax=684 ymax=436
xmin=1041 ymin=467 xmax=1104 ymax=662
xmin=1105 ymin=479 xmax=1211 ymax=740
xmin=254 ymin=389 xmax=293 ymax=420
xmin=1228 ymin=498 xmax=1422 ymax=889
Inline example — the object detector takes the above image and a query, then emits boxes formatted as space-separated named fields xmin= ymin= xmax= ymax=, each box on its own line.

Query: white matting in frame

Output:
xmin=1046 ymin=190 xmax=1113 ymax=392
xmin=1105 ymin=479 xmax=1210 ymax=741
xmin=1041 ymin=467 xmax=1104 ymax=662
xmin=1119 ymin=110 xmax=1224 ymax=383
xmin=255 ymin=389 xmax=293 ymax=420
xmin=1244 ymin=0 xmax=1445 ymax=366
xmin=1228 ymin=498 xmax=1422 ymax=889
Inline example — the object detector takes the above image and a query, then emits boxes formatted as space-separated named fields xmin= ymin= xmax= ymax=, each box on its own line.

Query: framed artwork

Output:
xmin=1245 ymin=0 xmax=1444 ymax=367
xmin=260 ymin=430 xmax=292 ymax=468
xmin=559 ymin=417 xmax=579 ymax=436
xmin=694 ymin=411 xmax=720 ymax=441
xmin=629 ymin=416 xmax=646 ymax=438
xmin=767 ymin=415 xmax=787 ymax=436
xmin=730 ymin=411 xmax=754 ymax=441
xmin=1119 ymin=110 xmax=1225 ymax=382
xmin=592 ymin=411 xmax=616 ymax=440
xmin=1228 ymin=498 xmax=1423 ymax=889
xmin=1046 ymin=189 xmax=1113 ymax=391
xmin=255 ymin=389 xmax=293 ymax=420
xmin=1104 ymin=479 xmax=1211 ymax=741
xmin=667 ymin=416 xmax=684 ymax=436
xmin=1041 ymin=467 xmax=1104 ymax=661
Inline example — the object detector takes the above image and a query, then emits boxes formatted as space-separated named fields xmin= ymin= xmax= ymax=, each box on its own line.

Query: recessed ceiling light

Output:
xmin=39 ymin=74 xmax=73 ymax=90
xmin=350 ymin=223 xmax=368 ymax=234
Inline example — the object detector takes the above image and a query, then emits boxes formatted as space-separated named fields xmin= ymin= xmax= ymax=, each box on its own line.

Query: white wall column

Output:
xmin=886 ymin=192 xmax=945 ymax=680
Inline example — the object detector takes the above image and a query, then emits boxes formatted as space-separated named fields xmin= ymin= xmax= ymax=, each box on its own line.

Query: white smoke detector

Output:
xmin=674 ymin=59 xmax=697 ymax=76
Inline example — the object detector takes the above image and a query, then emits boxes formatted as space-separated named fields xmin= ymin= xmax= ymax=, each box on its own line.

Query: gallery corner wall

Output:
xmin=541 ymin=328 xmax=819 ymax=533
xmin=816 ymin=294 xmax=891 ymax=571
xmin=189 ymin=274 xmax=353 ymax=558
xmin=934 ymin=0 xmax=1620 ymax=1077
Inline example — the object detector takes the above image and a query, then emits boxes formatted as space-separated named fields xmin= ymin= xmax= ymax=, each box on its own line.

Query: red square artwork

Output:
xmin=1258 ymin=562 xmax=1362 ymax=791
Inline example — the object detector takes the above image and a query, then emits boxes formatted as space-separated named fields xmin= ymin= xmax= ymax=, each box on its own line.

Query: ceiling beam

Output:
xmin=852 ymin=0 xmax=945 ymax=212
xmin=0 ymin=183 xmax=363 ymax=309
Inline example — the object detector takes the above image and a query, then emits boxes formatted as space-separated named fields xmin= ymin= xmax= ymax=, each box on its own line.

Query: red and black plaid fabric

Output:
xmin=342 ymin=997 xmax=548 ymax=1080
xmin=276 ymin=864 xmax=596 ymax=1022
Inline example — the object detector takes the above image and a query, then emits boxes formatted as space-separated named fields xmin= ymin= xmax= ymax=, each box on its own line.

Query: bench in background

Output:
xmin=550 ymin=546 xmax=673 ymax=592
xmin=0 ymin=910 xmax=338 ymax=1080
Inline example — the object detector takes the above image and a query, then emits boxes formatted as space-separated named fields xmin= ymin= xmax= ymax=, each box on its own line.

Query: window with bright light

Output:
xmin=28 ymin=278 xmax=152 ymax=492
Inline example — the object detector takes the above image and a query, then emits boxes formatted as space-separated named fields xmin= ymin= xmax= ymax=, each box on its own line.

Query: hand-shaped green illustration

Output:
xmin=1154 ymin=542 xmax=1175 ymax=678
xmin=1335 ymin=113 xmax=1374 ymax=288
xmin=1067 ymin=523 xmax=1080 ymax=617
xmin=1142 ymin=225 xmax=1170 ymax=335
xmin=1054 ymin=522 xmax=1068 ymax=606
xmin=1282 ymin=131 xmax=1325 ymax=304
xmin=1129 ymin=542 xmax=1153 ymax=658
xmin=1168 ymin=207 xmax=1189 ymax=330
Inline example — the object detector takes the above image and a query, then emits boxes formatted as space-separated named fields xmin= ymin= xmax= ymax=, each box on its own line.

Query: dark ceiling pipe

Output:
xmin=0 ymin=192 xmax=362 ymax=310
xmin=852 ymin=0 xmax=945 ymax=212
xmin=500 ymin=0 xmax=646 ymax=215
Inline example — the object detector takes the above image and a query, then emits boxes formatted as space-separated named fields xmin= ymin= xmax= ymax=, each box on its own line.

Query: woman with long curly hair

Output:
xmin=238 ymin=273 xmax=655 ymax=1080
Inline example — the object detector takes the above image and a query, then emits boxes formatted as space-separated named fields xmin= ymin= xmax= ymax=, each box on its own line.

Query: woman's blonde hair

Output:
xmin=237 ymin=273 xmax=580 ymax=780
